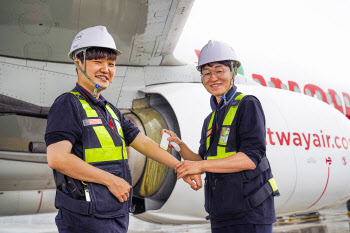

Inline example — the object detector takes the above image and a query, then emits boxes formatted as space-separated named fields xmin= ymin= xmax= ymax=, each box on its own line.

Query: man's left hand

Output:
xmin=175 ymin=160 xmax=204 ymax=179
xmin=182 ymin=174 xmax=203 ymax=190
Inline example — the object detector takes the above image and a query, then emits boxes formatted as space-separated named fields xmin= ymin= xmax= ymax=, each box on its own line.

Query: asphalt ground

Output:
xmin=0 ymin=204 xmax=349 ymax=233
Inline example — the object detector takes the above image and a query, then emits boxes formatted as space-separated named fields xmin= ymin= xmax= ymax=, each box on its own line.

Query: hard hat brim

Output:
xmin=68 ymin=46 xmax=122 ymax=60
xmin=196 ymin=60 xmax=241 ymax=71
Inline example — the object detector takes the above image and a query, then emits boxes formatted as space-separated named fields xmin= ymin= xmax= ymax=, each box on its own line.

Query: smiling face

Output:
xmin=201 ymin=62 xmax=233 ymax=103
xmin=75 ymin=57 xmax=116 ymax=98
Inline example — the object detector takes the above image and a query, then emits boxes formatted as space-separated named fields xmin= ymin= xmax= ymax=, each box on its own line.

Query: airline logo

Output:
xmin=266 ymin=128 xmax=350 ymax=151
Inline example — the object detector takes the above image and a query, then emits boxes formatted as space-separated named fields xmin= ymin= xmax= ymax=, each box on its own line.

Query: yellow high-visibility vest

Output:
xmin=206 ymin=94 xmax=245 ymax=160
xmin=70 ymin=91 xmax=127 ymax=163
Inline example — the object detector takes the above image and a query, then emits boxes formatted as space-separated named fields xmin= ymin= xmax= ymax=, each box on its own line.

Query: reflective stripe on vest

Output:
xmin=206 ymin=112 xmax=215 ymax=150
xmin=206 ymin=94 xmax=245 ymax=160
xmin=105 ymin=104 xmax=127 ymax=158
xmin=70 ymin=91 xmax=127 ymax=163
xmin=269 ymin=177 xmax=278 ymax=192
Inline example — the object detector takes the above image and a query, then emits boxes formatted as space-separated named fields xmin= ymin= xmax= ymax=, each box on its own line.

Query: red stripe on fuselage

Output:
xmin=306 ymin=167 xmax=330 ymax=210
xmin=35 ymin=191 xmax=44 ymax=214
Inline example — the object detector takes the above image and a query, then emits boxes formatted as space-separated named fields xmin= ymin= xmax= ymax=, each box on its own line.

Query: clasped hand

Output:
xmin=175 ymin=160 xmax=205 ymax=180
xmin=160 ymin=129 xmax=204 ymax=191
xmin=182 ymin=173 xmax=203 ymax=191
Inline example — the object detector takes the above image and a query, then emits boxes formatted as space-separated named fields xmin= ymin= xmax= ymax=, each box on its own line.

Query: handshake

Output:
xmin=160 ymin=130 xmax=205 ymax=191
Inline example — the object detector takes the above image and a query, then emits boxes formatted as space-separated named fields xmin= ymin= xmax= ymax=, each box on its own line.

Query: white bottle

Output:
xmin=160 ymin=132 xmax=181 ymax=152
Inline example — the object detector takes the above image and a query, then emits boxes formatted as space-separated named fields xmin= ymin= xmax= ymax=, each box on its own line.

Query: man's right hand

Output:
xmin=106 ymin=175 xmax=132 ymax=203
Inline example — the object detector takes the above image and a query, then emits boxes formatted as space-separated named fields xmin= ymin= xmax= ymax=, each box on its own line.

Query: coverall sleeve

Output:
xmin=237 ymin=96 xmax=266 ymax=165
xmin=45 ymin=94 xmax=82 ymax=147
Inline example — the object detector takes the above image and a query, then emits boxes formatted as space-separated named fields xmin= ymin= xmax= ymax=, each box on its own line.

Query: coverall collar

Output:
xmin=210 ymin=85 xmax=237 ymax=111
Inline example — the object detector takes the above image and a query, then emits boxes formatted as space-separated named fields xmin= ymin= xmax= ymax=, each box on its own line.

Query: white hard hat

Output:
xmin=197 ymin=40 xmax=241 ymax=70
xmin=68 ymin=25 xmax=122 ymax=59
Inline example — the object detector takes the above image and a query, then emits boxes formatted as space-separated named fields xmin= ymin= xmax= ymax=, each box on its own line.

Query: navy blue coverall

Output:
xmin=45 ymin=84 xmax=140 ymax=233
xmin=198 ymin=86 xmax=277 ymax=233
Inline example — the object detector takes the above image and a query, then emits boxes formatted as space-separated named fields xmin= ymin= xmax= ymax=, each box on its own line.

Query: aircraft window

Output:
xmin=267 ymin=81 xmax=288 ymax=90
xmin=253 ymin=79 xmax=262 ymax=85
xmin=326 ymin=93 xmax=333 ymax=105
xmin=335 ymin=94 xmax=342 ymax=106
xmin=314 ymin=90 xmax=323 ymax=101
xmin=305 ymin=88 xmax=323 ymax=101
xmin=281 ymin=83 xmax=288 ymax=90
xmin=267 ymin=81 xmax=275 ymax=88
xmin=344 ymin=95 xmax=350 ymax=108
xmin=293 ymin=86 xmax=301 ymax=93
xmin=305 ymin=88 xmax=312 ymax=96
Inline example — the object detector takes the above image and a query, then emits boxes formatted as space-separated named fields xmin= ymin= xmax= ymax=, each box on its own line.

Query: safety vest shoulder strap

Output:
xmin=105 ymin=104 xmax=125 ymax=139
xmin=222 ymin=94 xmax=245 ymax=127
xmin=105 ymin=103 xmax=127 ymax=157
xmin=69 ymin=91 xmax=98 ymax=118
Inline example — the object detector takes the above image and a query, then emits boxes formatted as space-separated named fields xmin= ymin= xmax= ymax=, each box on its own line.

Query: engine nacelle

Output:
xmin=132 ymin=83 xmax=350 ymax=224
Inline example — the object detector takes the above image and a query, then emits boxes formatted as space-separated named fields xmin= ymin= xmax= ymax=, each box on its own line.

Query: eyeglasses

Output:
xmin=201 ymin=68 xmax=229 ymax=81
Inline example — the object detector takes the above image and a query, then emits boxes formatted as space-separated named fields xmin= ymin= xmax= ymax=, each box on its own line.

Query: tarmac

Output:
xmin=0 ymin=204 xmax=349 ymax=233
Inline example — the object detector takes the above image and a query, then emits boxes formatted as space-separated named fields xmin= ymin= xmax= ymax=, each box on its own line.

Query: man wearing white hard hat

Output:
xmin=45 ymin=26 xmax=202 ymax=233
xmin=163 ymin=40 xmax=279 ymax=233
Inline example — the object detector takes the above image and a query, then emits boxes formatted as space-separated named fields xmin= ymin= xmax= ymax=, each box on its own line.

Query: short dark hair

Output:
xmin=199 ymin=60 xmax=234 ymax=73
xmin=75 ymin=47 xmax=117 ymax=63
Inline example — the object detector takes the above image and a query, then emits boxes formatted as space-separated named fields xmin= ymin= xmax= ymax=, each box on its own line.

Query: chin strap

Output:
xmin=221 ymin=61 xmax=237 ymax=105
xmin=72 ymin=49 xmax=106 ymax=97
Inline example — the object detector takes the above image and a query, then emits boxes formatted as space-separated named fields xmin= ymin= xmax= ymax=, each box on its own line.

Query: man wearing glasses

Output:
xmin=162 ymin=40 xmax=279 ymax=233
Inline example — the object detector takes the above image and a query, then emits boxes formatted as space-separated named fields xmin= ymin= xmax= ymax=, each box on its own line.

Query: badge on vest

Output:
xmin=83 ymin=118 xmax=103 ymax=126
xmin=219 ymin=127 xmax=230 ymax=144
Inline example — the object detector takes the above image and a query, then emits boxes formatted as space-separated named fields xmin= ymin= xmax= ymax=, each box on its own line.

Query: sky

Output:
xmin=174 ymin=0 xmax=350 ymax=93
